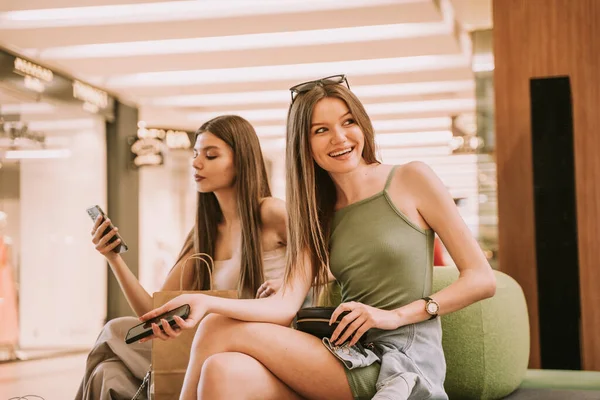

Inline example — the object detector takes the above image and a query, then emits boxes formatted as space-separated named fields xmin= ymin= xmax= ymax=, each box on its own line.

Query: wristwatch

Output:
xmin=422 ymin=296 xmax=439 ymax=320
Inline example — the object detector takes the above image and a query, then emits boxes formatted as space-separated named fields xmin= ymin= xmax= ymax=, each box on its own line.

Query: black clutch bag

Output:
xmin=295 ymin=307 xmax=368 ymax=345
xmin=294 ymin=307 xmax=342 ymax=339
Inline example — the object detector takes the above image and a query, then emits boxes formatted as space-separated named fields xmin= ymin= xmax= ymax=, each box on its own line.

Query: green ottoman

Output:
xmin=433 ymin=267 xmax=530 ymax=399
xmin=319 ymin=267 xmax=530 ymax=400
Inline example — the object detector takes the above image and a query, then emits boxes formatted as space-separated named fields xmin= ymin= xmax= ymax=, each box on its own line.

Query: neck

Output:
xmin=213 ymin=185 xmax=239 ymax=225
xmin=328 ymin=161 xmax=377 ymax=207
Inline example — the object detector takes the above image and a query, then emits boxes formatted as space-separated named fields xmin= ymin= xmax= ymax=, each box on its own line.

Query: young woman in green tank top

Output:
xmin=140 ymin=76 xmax=497 ymax=400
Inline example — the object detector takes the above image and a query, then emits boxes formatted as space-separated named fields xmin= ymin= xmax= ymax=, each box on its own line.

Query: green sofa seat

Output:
xmin=521 ymin=369 xmax=600 ymax=391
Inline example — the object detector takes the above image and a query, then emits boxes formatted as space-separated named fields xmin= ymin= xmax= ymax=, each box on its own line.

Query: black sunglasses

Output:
xmin=289 ymin=74 xmax=350 ymax=103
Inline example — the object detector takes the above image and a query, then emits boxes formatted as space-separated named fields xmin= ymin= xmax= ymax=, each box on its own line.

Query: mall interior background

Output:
xmin=0 ymin=0 xmax=549 ymax=369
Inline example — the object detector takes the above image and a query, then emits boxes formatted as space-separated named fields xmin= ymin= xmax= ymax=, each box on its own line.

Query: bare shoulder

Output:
xmin=259 ymin=196 xmax=288 ymax=228
xmin=388 ymin=161 xmax=441 ymax=195
xmin=395 ymin=161 xmax=437 ymax=182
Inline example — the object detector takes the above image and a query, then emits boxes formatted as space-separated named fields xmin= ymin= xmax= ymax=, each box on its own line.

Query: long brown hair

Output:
xmin=174 ymin=115 xmax=271 ymax=298
xmin=283 ymin=83 xmax=379 ymax=294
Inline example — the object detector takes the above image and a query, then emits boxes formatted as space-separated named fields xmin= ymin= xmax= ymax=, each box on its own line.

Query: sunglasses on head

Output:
xmin=289 ymin=74 xmax=350 ymax=103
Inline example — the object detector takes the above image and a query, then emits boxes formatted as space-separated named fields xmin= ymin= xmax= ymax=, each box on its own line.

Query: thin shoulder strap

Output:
xmin=384 ymin=165 xmax=399 ymax=192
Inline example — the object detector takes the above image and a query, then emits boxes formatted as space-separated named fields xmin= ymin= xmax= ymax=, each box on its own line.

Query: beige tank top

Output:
xmin=212 ymin=247 xmax=286 ymax=291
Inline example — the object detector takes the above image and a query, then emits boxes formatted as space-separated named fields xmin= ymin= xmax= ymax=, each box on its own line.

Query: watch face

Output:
xmin=426 ymin=301 xmax=439 ymax=314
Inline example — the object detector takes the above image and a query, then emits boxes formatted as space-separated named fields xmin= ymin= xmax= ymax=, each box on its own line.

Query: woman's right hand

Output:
xmin=138 ymin=294 xmax=209 ymax=342
xmin=91 ymin=215 xmax=122 ymax=260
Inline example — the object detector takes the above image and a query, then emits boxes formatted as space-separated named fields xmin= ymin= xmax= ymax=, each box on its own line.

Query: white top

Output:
xmin=212 ymin=247 xmax=286 ymax=291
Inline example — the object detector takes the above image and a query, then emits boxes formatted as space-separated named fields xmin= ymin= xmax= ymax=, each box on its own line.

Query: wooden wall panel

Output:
xmin=493 ymin=0 xmax=600 ymax=370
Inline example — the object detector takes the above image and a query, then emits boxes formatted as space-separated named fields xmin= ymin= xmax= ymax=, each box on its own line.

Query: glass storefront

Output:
xmin=0 ymin=49 xmax=118 ymax=360
xmin=0 ymin=90 xmax=108 ymax=356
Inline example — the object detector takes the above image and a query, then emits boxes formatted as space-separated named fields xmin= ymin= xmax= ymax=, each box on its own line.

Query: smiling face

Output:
xmin=309 ymin=97 xmax=366 ymax=174
xmin=191 ymin=131 xmax=236 ymax=193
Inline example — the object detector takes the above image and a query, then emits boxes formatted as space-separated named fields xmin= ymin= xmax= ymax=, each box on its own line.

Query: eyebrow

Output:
xmin=311 ymin=110 xmax=352 ymax=127
xmin=193 ymin=145 xmax=220 ymax=151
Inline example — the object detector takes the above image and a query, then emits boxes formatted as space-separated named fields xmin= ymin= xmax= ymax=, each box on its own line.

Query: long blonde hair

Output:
xmin=283 ymin=83 xmax=379 ymax=294
xmin=174 ymin=115 xmax=271 ymax=298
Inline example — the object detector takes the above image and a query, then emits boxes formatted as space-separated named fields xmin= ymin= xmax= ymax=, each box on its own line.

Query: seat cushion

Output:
xmin=433 ymin=267 xmax=530 ymax=399
xmin=520 ymin=369 xmax=600 ymax=391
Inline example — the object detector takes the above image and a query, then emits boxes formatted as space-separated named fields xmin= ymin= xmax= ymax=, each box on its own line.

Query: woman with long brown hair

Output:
xmin=76 ymin=115 xmax=287 ymax=400
xmin=142 ymin=77 xmax=496 ymax=400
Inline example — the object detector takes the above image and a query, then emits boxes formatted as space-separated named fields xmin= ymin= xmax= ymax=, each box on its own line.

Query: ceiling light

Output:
xmin=104 ymin=55 xmax=469 ymax=88
xmin=32 ymin=23 xmax=449 ymax=60
xmin=144 ymin=81 xmax=473 ymax=108
xmin=0 ymin=0 xmax=404 ymax=29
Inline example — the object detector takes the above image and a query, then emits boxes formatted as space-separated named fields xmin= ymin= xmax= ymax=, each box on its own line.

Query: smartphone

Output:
xmin=86 ymin=205 xmax=128 ymax=253
xmin=125 ymin=304 xmax=191 ymax=344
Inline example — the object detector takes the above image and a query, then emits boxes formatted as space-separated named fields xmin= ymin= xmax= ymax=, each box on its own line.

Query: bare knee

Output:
xmin=191 ymin=314 xmax=236 ymax=352
xmin=198 ymin=353 xmax=248 ymax=399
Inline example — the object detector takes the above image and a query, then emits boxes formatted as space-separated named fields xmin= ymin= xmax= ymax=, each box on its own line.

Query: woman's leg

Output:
xmin=180 ymin=314 xmax=354 ymax=400
xmin=198 ymin=352 xmax=304 ymax=400
xmin=76 ymin=317 xmax=150 ymax=400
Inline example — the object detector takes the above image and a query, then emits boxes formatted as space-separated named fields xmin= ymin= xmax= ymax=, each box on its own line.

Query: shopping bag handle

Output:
xmin=180 ymin=253 xmax=214 ymax=290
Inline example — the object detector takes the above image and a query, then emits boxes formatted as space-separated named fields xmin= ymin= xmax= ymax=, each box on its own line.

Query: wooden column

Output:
xmin=493 ymin=0 xmax=600 ymax=370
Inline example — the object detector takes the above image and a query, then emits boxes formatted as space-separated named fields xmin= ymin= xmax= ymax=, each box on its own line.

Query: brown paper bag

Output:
xmin=150 ymin=253 xmax=238 ymax=400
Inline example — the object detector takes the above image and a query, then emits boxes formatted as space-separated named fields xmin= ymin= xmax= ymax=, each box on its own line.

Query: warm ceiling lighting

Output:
xmin=103 ymin=55 xmax=469 ymax=88
xmin=31 ymin=23 xmax=450 ymax=60
xmin=144 ymin=81 xmax=473 ymax=108
xmin=0 ymin=0 xmax=403 ymax=29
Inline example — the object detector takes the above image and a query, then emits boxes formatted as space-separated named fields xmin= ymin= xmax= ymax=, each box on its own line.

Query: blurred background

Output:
xmin=2 ymin=0 xmax=600 ymax=398
xmin=0 ymin=0 xmax=497 ymax=360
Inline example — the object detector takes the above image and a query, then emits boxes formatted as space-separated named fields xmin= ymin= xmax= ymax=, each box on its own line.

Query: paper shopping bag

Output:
xmin=150 ymin=253 xmax=238 ymax=400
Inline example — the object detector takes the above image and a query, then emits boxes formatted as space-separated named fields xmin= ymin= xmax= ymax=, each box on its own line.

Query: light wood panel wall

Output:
xmin=493 ymin=0 xmax=600 ymax=370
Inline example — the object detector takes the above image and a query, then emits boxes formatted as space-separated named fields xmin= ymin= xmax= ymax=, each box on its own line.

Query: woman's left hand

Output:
xmin=255 ymin=278 xmax=282 ymax=299
xmin=329 ymin=301 xmax=403 ymax=346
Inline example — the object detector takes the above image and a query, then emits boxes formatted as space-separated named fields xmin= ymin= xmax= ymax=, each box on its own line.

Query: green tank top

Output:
xmin=329 ymin=165 xmax=435 ymax=310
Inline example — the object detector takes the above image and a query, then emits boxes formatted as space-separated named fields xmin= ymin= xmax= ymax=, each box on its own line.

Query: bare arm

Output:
xmin=105 ymin=255 xmax=154 ymax=316
xmin=93 ymin=217 xmax=197 ymax=316
xmin=141 ymin=252 xmax=313 ymax=330
xmin=91 ymin=216 xmax=153 ymax=316
xmin=392 ymin=161 xmax=496 ymax=326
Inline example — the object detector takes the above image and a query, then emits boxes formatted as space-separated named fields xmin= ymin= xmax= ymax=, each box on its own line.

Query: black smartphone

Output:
xmin=125 ymin=304 xmax=191 ymax=344
xmin=86 ymin=205 xmax=128 ymax=253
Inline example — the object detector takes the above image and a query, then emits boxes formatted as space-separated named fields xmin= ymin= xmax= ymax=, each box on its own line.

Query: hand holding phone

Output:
xmin=86 ymin=205 xmax=128 ymax=254
xmin=125 ymin=304 xmax=191 ymax=344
